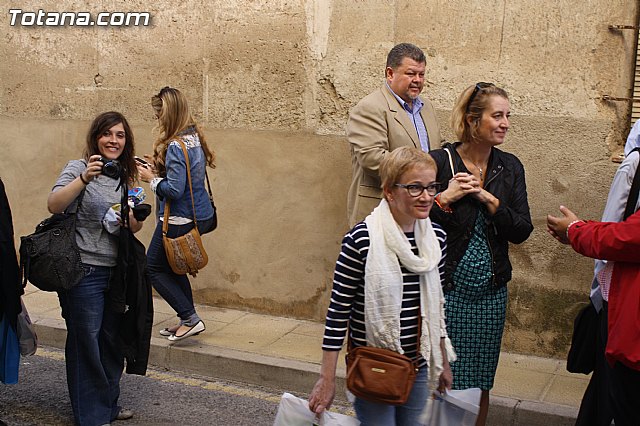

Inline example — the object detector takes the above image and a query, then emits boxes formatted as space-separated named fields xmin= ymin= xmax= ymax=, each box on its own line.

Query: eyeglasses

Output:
xmin=152 ymin=87 xmax=173 ymax=116
xmin=394 ymin=183 xmax=441 ymax=197
xmin=152 ymin=86 xmax=174 ymax=105
xmin=465 ymin=82 xmax=494 ymax=113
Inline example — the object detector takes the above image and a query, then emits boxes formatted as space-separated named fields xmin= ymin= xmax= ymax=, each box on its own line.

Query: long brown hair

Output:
xmin=151 ymin=87 xmax=216 ymax=176
xmin=83 ymin=111 xmax=137 ymax=182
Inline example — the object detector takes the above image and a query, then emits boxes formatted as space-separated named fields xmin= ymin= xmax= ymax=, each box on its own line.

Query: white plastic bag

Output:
xmin=273 ymin=392 xmax=360 ymax=426
xmin=16 ymin=298 xmax=37 ymax=356
xmin=420 ymin=388 xmax=481 ymax=426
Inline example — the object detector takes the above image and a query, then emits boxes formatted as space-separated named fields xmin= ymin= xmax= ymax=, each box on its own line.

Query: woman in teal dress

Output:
xmin=429 ymin=83 xmax=533 ymax=425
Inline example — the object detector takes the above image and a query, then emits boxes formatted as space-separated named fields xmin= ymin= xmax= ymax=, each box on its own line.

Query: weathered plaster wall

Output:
xmin=1 ymin=0 xmax=638 ymax=357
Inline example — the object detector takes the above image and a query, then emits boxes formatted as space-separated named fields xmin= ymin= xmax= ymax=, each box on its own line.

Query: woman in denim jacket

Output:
xmin=138 ymin=87 xmax=216 ymax=342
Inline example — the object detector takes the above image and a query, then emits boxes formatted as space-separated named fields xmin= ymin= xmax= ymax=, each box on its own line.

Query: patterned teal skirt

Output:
xmin=445 ymin=212 xmax=507 ymax=390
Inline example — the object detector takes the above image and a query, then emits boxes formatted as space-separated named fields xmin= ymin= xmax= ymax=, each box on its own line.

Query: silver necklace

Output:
xmin=472 ymin=162 xmax=484 ymax=180
xmin=460 ymin=150 xmax=485 ymax=180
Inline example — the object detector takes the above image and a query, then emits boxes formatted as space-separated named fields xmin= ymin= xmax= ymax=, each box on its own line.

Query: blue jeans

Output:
xmin=147 ymin=218 xmax=214 ymax=323
xmin=58 ymin=264 xmax=124 ymax=426
xmin=353 ymin=367 xmax=428 ymax=426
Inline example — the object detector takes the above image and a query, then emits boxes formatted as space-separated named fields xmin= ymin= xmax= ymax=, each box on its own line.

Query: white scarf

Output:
xmin=364 ymin=199 xmax=456 ymax=386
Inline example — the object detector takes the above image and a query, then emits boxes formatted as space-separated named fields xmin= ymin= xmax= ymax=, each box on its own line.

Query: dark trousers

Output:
xmin=576 ymin=302 xmax=612 ymax=426
xmin=609 ymin=358 xmax=640 ymax=425
xmin=576 ymin=302 xmax=640 ymax=426
xmin=147 ymin=218 xmax=214 ymax=322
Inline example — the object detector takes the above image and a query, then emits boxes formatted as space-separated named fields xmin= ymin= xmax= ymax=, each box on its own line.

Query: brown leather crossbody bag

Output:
xmin=345 ymin=321 xmax=420 ymax=405
xmin=162 ymin=139 xmax=208 ymax=277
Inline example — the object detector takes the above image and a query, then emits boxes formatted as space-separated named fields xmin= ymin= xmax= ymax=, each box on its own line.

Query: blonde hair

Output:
xmin=380 ymin=147 xmax=436 ymax=196
xmin=451 ymin=83 xmax=509 ymax=144
xmin=151 ymin=87 xmax=216 ymax=176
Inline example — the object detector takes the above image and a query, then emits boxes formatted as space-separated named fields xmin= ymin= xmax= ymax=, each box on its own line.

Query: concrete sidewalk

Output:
xmin=23 ymin=284 xmax=589 ymax=425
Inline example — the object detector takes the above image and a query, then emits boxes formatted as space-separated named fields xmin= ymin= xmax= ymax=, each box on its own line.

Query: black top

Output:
xmin=429 ymin=142 xmax=533 ymax=291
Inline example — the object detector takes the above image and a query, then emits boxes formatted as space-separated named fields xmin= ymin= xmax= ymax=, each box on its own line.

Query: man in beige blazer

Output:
xmin=347 ymin=43 xmax=443 ymax=227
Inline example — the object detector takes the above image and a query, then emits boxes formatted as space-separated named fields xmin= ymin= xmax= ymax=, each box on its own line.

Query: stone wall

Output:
xmin=1 ymin=0 xmax=638 ymax=357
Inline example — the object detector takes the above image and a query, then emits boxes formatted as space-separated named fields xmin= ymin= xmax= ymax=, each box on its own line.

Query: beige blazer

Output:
xmin=346 ymin=84 xmax=443 ymax=227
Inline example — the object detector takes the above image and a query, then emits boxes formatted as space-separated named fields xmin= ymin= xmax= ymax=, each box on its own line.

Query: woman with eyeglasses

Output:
xmin=309 ymin=147 xmax=455 ymax=425
xmin=429 ymin=83 xmax=533 ymax=425
xmin=137 ymin=87 xmax=216 ymax=342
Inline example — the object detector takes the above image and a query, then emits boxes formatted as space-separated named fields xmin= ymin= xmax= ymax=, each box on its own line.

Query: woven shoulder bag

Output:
xmin=162 ymin=139 xmax=208 ymax=276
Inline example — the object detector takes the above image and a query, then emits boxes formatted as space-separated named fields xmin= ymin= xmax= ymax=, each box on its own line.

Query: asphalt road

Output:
xmin=0 ymin=346 xmax=353 ymax=426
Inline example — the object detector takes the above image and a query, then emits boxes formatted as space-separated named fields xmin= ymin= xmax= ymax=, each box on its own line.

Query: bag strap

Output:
xmin=444 ymin=145 xmax=456 ymax=177
xmin=624 ymin=147 xmax=640 ymax=220
xmin=163 ymin=138 xmax=198 ymax=236
xmin=68 ymin=187 xmax=86 ymax=214
xmin=69 ymin=160 xmax=90 ymax=214
xmin=205 ymin=168 xmax=213 ymax=204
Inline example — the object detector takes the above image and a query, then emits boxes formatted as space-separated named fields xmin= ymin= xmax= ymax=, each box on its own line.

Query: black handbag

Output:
xmin=204 ymin=168 xmax=217 ymax=233
xmin=19 ymin=190 xmax=86 ymax=292
xmin=566 ymin=301 xmax=598 ymax=374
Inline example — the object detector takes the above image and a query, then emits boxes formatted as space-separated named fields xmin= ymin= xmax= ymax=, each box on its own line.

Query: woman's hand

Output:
xmin=82 ymin=155 xmax=105 ymax=183
xmin=438 ymin=337 xmax=453 ymax=393
xmin=440 ymin=172 xmax=481 ymax=206
xmin=136 ymin=155 xmax=157 ymax=183
xmin=471 ymin=188 xmax=500 ymax=215
xmin=308 ymin=376 xmax=336 ymax=415
xmin=48 ymin=155 xmax=105 ymax=213
xmin=437 ymin=366 xmax=453 ymax=393
xmin=547 ymin=205 xmax=581 ymax=244
xmin=308 ymin=350 xmax=339 ymax=415
xmin=116 ymin=209 xmax=143 ymax=233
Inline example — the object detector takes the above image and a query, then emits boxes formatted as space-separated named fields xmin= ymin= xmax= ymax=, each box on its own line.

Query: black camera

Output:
xmin=98 ymin=157 xmax=122 ymax=179
xmin=132 ymin=204 xmax=152 ymax=222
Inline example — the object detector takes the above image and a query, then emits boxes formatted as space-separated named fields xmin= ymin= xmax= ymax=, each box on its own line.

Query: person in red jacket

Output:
xmin=547 ymin=205 xmax=640 ymax=426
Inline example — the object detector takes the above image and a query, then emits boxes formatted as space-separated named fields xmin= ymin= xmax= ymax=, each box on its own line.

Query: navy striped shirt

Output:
xmin=322 ymin=221 xmax=447 ymax=367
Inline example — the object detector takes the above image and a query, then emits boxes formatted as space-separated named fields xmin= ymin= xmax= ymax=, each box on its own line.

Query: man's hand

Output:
xmin=547 ymin=205 xmax=581 ymax=244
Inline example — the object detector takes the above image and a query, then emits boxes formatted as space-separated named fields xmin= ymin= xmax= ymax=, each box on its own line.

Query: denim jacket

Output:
xmin=156 ymin=128 xmax=214 ymax=222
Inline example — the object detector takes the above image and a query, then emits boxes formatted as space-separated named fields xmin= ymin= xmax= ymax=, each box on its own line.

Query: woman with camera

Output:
xmin=429 ymin=83 xmax=533 ymax=425
xmin=137 ymin=87 xmax=216 ymax=342
xmin=47 ymin=111 xmax=142 ymax=425
xmin=309 ymin=147 xmax=454 ymax=425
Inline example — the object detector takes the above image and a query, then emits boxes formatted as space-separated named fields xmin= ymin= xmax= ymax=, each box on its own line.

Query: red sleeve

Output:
xmin=569 ymin=210 xmax=640 ymax=263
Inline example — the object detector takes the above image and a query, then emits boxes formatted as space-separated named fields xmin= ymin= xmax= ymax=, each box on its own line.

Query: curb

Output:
xmin=489 ymin=396 xmax=578 ymax=425
xmin=32 ymin=317 xmax=578 ymax=425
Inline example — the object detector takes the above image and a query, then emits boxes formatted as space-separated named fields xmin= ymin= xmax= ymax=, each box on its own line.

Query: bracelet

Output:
xmin=435 ymin=193 xmax=453 ymax=213
xmin=566 ymin=219 xmax=584 ymax=241
xmin=79 ymin=173 xmax=90 ymax=185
